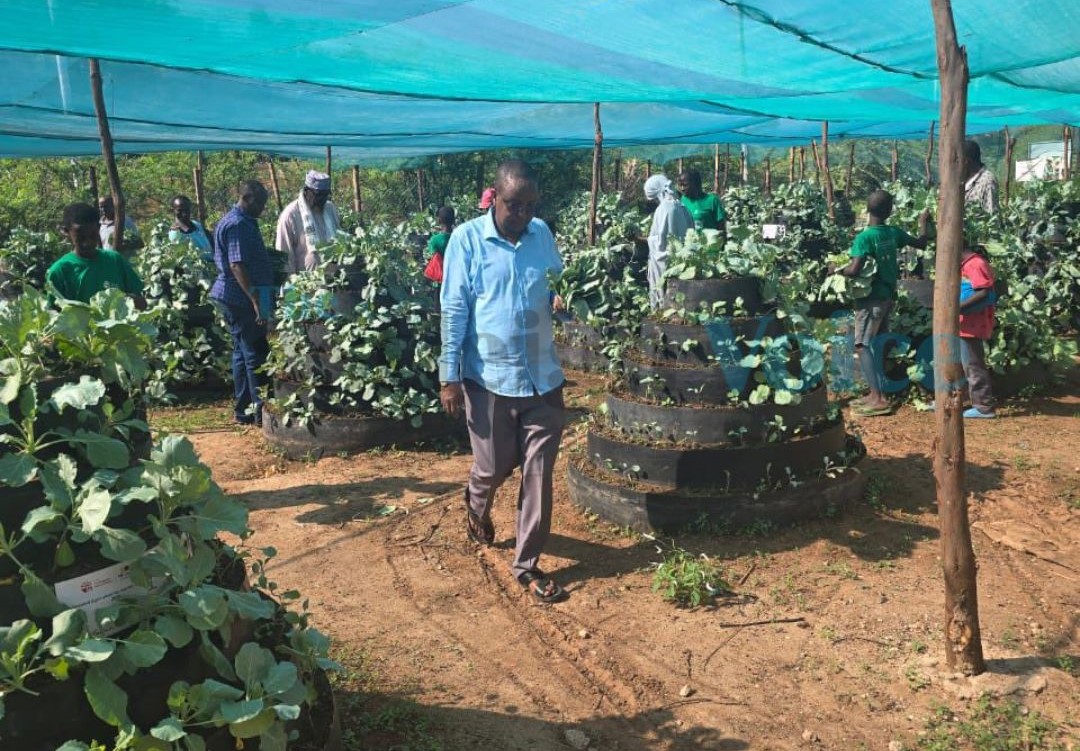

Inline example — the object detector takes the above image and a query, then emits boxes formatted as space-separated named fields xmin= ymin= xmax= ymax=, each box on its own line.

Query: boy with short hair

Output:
xmin=47 ymin=202 xmax=145 ymax=305
xmin=958 ymin=245 xmax=997 ymax=418
xmin=839 ymin=190 xmax=928 ymax=416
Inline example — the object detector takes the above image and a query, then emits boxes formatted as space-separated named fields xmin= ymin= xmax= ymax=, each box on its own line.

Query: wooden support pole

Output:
xmin=891 ymin=142 xmax=899 ymax=181
xmin=722 ymin=145 xmax=730 ymax=191
xmin=763 ymin=157 xmax=772 ymax=196
xmin=845 ymin=142 xmax=855 ymax=192
xmin=714 ymin=144 xmax=721 ymax=193
xmin=589 ymin=103 xmax=603 ymax=246
xmin=926 ymin=122 xmax=937 ymax=187
xmin=475 ymin=156 xmax=485 ymax=198
xmin=325 ymin=146 xmax=332 ymax=176
xmin=88 ymin=165 xmax=99 ymax=206
xmin=193 ymin=151 xmax=207 ymax=224
xmin=351 ymin=165 xmax=362 ymax=214
xmin=646 ymin=160 xmax=652 ymax=178
xmin=821 ymin=123 xmax=835 ymax=221
xmin=789 ymin=147 xmax=796 ymax=183
xmin=417 ymin=169 xmax=425 ymax=212
xmin=677 ymin=157 xmax=684 ymax=175
xmin=88 ymin=59 xmax=125 ymax=251
xmin=810 ymin=140 xmax=821 ymax=186
xmin=931 ymin=0 xmax=985 ymax=677
xmin=798 ymin=147 xmax=805 ymax=180
xmin=739 ymin=148 xmax=747 ymax=186
xmin=1003 ymin=127 xmax=1015 ymax=207
xmin=1064 ymin=126 xmax=1072 ymax=181
xmin=267 ymin=157 xmax=283 ymax=213
xmin=613 ymin=151 xmax=622 ymax=192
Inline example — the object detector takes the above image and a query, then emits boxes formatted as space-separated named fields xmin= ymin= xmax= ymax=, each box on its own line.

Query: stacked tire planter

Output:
xmin=568 ymin=276 xmax=867 ymax=533
xmin=554 ymin=319 xmax=613 ymax=373
xmin=1 ymin=289 xmax=340 ymax=750
xmin=263 ymin=256 xmax=461 ymax=461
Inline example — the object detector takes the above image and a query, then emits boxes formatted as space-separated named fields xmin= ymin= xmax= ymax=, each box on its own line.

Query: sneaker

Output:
xmin=963 ymin=407 xmax=996 ymax=419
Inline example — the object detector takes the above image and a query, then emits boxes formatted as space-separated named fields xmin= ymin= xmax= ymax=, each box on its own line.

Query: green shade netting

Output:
xmin=0 ymin=0 xmax=1076 ymax=158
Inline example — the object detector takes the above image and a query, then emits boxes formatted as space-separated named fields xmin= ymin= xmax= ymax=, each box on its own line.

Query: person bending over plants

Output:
xmin=836 ymin=189 xmax=928 ymax=417
xmin=47 ymin=201 xmax=146 ymax=308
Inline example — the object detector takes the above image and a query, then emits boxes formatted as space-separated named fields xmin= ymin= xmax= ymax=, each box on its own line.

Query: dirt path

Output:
xmin=182 ymin=368 xmax=1080 ymax=750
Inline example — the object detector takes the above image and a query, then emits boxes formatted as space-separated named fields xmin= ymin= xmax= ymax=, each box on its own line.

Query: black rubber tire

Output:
xmin=662 ymin=277 xmax=765 ymax=315
xmin=555 ymin=343 xmax=610 ymax=373
xmin=262 ymin=406 xmax=465 ymax=460
xmin=556 ymin=320 xmax=606 ymax=348
xmin=639 ymin=316 xmax=786 ymax=366
xmin=567 ymin=458 xmax=866 ymax=533
xmin=586 ymin=421 xmax=847 ymax=490
xmin=623 ymin=352 xmax=811 ymax=405
xmin=604 ymin=386 xmax=828 ymax=445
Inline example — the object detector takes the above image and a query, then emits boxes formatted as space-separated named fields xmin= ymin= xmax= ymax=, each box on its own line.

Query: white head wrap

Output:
xmin=644 ymin=174 xmax=675 ymax=201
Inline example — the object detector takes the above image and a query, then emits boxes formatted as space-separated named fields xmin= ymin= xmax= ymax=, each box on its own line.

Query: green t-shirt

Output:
xmin=680 ymin=193 xmax=727 ymax=230
xmin=849 ymin=225 xmax=916 ymax=301
xmin=46 ymin=249 xmax=144 ymax=303
xmin=427 ymin=231 xmax=450 ymax=257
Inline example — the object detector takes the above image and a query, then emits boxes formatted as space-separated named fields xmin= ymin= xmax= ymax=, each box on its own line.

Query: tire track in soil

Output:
xmin=376 ymin=498 xmax=664 ymax=743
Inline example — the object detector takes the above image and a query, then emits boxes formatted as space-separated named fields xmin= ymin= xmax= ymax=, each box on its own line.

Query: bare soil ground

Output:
xmin=163 ymin=366 xmax=1080 ymax=751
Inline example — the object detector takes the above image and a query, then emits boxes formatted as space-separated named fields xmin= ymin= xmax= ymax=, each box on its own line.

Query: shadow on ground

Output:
xmin=234 ymin=478 xmax=464 ymax=524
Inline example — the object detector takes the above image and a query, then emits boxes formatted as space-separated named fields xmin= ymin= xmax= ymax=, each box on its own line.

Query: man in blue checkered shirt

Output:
xmin=212 ymin=180 xmax=274 ymax=425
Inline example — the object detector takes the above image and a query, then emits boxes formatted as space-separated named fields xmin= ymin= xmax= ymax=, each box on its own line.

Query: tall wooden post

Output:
xmin=676 ymin=157 xmax=684 ymax=175
xmin=194 ymin=150 xmax=207 ymax=224
xmin=88 ymin=165 xmax=99 ymax=206
xmin=474 ymin=156 xmax=485 ymax=198
xmin=325 ymin=146 xmax=332 ymax=176
xmin=589 ymin=103 xmax=603 ymax=246
xmin=891 ymin=142 xmax=899 ymax=181
xmin=1064 ymin=126 xmax=1072 ymax=181
xmin=789 ymin=147 xmax=796 ymax=183
xmin=613 ymin=151 xmax=622 ymax=192
xmin=88 ymin=59 xmax=125 ymax=251
xmin=798 ymin=147 xmax=806 ymax=180
xmin=722 ymin=145 xmax=730 ymax=191
xmin=267 ymin=157 xmax=283 ymax=213
xmin=351 ymin=165 xmax=362 ymax=214
xmin=931 ymin=0 xmax=985 ymax=677
xmin=417 ymin=169 xmax=425 ymax=212
xmin=1003 ymin=127 xmax=1015 ymax=207
xmin=846 ymin=142 xmax=856 ymax=192
xmin=713 ymin=144 xmax=721 ymax=193
xmin=763 ymin=157 xmax=772 ymax=196
xmin=810 ymin=140 xmax=821 ymax=186
xmin=739 ymin=148 xmax=747 ymax=186
xmin=925 ymin=122 xmax=937 ymax=187
xmin=821 ymin=123 xmax=835 ymax=221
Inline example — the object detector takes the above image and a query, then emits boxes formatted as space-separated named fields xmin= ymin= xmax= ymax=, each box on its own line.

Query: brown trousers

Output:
xmin=463 ymin=379 xmax=565 ymax=579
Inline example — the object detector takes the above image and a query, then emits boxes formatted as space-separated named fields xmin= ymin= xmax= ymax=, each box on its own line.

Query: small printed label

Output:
xmin=54 ymin=562 xmax=138 ymax=634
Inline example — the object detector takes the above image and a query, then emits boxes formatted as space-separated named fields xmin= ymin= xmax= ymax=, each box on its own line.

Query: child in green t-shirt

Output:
xmin=47 ymin=202 xmax=145 ymax=306
xmin=677 ymin=169 xmax=727 ymax=233
xmin=837 ymin=190 xmax=928 ymax=416
xmin=423 ymin=206 xmax=455 ymax=284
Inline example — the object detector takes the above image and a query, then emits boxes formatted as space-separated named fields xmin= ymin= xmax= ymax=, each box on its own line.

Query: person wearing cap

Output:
xmin=275 ymin=170 xmax=342 ymax=274
xmin=478 ymin=187 xmax=495 ymax=212
xmin=643 ymin=174 xmax=694 ymax=308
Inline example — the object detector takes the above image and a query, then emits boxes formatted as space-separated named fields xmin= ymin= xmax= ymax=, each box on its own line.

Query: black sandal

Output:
xmin=517 ymin=569 xmax=568 ymax=603
xmin=466 ymin=508 xmax=495 ymax=546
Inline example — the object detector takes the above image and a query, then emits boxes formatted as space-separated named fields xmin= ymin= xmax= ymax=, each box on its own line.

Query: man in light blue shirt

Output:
xmin=439 ymin=159 xmax=568 ymax=603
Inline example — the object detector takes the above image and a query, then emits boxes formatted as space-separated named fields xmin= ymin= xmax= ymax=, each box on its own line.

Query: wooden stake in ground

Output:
xmin=325 ymin=145 xmax=332 ymax=176
xmin=739 ymin=148 xmax=747 ymax=185
xmin=810 ymin=140 xmax=821 ymax=186
xmin=417 ymin=169 xmax=425 ymax=212
xmin=722 ymin=145 xmax=730 ymax=191
xmin=1003 ymin=127 xmax=1016 ymax=207
xmin=714 ymin=144 xmax=721 ymax=193
xmin=613 ymin=150 xmax=622 ymax=192
xmin=646 ymin=160 xmax=652 ymax=178
xmin=846 ymin=142 xmax=855 ymax=192
xmin=351 ymin=165 xmax=362 ymax=214
xmin=474 ymin=156 xmax=485 ymax=198
xmin=891 ymin=142 xmax=899 ymax=181
xmin=798 ymin=147 xmax=805 ymax=180
xmin=267 ymin=157 xmax=283 ymax=213
xmin=763 ymin=157 xmax=772 ymax=196
xmin=789 ymin=147 xmax=796 ymax=183
xmin=821 ymin=123 xmax=835 ymax=221
xmin=931 ymin=0 xmax=986 ymax=677
xmin=677 ymin=157 xmax=684 ymax=175
xmin=1065 ymin=126 xmax=1072 ymax=181
xmin=194 ymin=150 xmax=207 ymax=224
xmin=88 ymin=59 xmax=125 ymax=251
xmin=88 ymin=165 xmax=99 ymax=206
xmin=925 ymin=122 xmax=936 ymax=187
xmin=589 ymin=103 xmax=604 ymax=246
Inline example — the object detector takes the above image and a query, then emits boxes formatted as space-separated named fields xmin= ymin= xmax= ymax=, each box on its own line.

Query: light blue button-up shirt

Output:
xmin=439 ymin=212 xmax=564 ymax=397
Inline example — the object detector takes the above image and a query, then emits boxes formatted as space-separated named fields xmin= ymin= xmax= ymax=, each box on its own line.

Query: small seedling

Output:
xmin=651 ymin=544 xmax=731 ymax=608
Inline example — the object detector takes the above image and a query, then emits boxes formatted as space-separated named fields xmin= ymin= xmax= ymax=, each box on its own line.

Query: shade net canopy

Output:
xmin=0 ymin=0 xmax=1076 ymax=159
